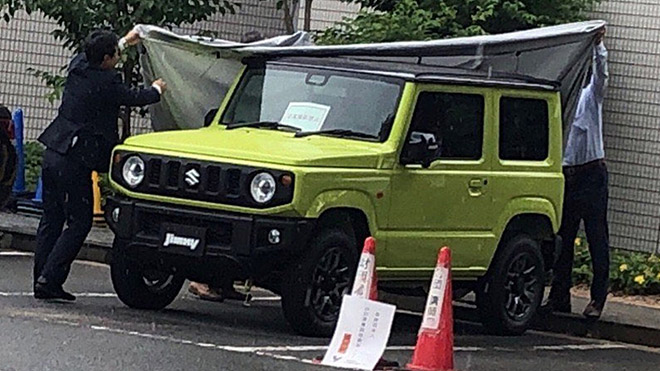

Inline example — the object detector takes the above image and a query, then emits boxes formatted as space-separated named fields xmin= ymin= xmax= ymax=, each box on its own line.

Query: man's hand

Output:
xmin=153 ymin=79 xmax=167 ymax=94
xmin=595 ymin=28 xmax=606 ymax=45
xmin=124 ymin=29 xmax=141 ymax=46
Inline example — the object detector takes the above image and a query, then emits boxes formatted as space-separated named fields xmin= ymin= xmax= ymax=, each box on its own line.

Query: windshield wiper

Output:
xmin=225 ymin=121 xmax=301 ymax=132
xmin=294 ymin=129 xmax=379 ymax=140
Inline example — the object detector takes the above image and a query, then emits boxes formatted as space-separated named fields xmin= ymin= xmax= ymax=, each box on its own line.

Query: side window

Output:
xmin=405 ymin=92 xmax=484 ymax=163
xmin=499 ymin=97 xmax=549 ymax=161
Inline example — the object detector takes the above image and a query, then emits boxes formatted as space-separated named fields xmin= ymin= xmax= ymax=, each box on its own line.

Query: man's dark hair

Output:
xmin=84 ymin=30 xmax=119 ymax=65
xmin=0 ymin=105 xmax=10 ymax=120
xmin=241 ymin=30 xmax=264 ymax=43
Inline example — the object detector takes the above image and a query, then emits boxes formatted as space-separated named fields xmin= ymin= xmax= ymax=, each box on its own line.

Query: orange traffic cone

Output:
xmin=408 ymin=247 xmax=453 ymax=371
xmin=351 ymin=236 xmax=378 ymax=301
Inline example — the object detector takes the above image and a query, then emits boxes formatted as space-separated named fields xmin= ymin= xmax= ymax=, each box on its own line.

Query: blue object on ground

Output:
xmin=12 ymin=108 xmax=25 ymax=194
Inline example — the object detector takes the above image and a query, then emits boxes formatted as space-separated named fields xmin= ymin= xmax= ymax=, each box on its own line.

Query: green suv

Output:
xmin=106 ymin=55 xmax=564 ymax=336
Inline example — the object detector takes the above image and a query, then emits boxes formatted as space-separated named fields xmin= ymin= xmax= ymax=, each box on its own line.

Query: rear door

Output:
xmin=489 ymin=91 xmax=564 ymax=239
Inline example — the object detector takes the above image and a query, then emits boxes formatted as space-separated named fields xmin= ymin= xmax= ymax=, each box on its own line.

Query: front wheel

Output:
xmin=111 ymin=242 xmax=184 ymax=310
xmin=477 ymin=234 xmax=545 ymax=335
xmin=281 ymin=228 xmax=359 ymax=337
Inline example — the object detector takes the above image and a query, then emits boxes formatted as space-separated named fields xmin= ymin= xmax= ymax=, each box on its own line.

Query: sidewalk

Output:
xmin=2 ymin=210 xmax=660 ymax=347
xmin=0 ymin=210 xmax=112 ymax=262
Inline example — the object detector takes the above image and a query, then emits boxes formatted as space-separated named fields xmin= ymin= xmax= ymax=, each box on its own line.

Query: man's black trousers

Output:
xmin=34 ymin=149 xmax=93 ymax=286
xmin=551 ymin=160 xmax=610 ymax=305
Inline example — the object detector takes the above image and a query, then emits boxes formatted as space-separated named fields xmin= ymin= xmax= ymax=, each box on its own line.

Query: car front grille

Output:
xmin=112 ymin=152 xmax=294 ymax=208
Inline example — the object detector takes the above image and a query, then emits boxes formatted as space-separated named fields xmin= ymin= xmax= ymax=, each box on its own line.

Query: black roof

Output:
xmin=258 ymin=55 xmax=559 ymax=91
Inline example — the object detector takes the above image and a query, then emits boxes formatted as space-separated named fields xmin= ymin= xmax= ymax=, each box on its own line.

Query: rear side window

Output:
xmin=499 ymin=97 xmax=549 ymax=161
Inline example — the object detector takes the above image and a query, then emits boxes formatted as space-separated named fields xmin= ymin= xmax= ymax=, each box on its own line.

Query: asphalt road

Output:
xmin=1 ymin=250 xmax=659 ymax=371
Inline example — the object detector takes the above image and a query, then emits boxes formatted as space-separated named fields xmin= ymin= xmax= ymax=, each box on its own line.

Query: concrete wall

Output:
xmin=591 ymin=1 xmax=660 ymax=253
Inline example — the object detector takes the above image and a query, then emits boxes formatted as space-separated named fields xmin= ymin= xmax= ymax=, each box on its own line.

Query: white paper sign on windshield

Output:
xmin=281 ymin=102 xmax=331 ymax=131
xmin=321 ymin=295 xmax=396 ymax=370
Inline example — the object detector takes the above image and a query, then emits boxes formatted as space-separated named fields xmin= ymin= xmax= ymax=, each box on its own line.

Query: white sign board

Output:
xmin=321 ymin=295 xmax=396 ymax=370
xmin=281 ymin=102 xmax=331 ymax=131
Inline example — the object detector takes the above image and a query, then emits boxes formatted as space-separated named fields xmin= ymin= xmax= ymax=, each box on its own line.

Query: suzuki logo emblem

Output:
xmin=185 ymin=169 xmax=200 ymax=187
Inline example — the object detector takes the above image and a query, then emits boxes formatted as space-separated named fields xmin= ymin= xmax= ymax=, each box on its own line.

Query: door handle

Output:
xmin=469 ymin=179 xmax=483 ymax=188
xmin=468 ymin=178 xmax=487 ymax=197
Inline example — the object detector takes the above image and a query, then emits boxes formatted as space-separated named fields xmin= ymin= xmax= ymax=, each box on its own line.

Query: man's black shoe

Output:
xmin=34 ymin=278 xmax=76 ymax=301
xmin=583 ymin=300 xmax=605 ymax=319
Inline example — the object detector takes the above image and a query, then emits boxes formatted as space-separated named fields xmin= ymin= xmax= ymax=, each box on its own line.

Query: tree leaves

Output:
xmin=322 ymin=0 xmax=602 ymax=44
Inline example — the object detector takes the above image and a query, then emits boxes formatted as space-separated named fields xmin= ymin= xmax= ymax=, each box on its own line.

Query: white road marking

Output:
xmin=533 ymin=344 xmax=628 ymax=351
xmin=0 ymin=251 xmax=109 ymax=268
xmin=249 ymin=296 xmax=281 ymax=302
xmin=72 ymin=260 xmax=110 ymax=268
xmin=0 ymin=251 xmax=34 ymax=257
xmin=0 ymin=291 xmax=117 ymax=298
xmin=396 ymin=309 xmax=423 ymax=316
xmin=0 ymin=289 xmax=282 ymax=303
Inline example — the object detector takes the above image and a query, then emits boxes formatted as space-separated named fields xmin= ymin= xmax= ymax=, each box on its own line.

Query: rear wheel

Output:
xmin=477 ymin=234 xmax=545 ymax=335
xmin=281 ymin=228 xmax=358 ymax=337
xmin=110 ymin=240 xmax=184 ymax=310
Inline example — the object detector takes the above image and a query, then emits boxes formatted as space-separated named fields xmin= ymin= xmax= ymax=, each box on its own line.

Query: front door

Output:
xmin=384 ymin=86 xmax=497 ymax=277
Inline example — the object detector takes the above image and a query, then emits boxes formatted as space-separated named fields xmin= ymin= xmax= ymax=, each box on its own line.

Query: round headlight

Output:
xmin=250 ymin=172 xmax=276 ymax=204
xmin=122 ymin=156 xmax=145 ymax=188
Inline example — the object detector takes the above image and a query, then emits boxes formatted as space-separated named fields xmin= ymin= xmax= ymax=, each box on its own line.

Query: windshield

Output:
xmin=221 ymin=64 xmax=403 ymax=141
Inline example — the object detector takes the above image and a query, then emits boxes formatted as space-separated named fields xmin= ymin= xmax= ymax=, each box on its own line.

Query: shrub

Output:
xmin=572 ymin=236 xmax=660 ymax=295
xmin=24 ymin=141 xmax=44 ymax=192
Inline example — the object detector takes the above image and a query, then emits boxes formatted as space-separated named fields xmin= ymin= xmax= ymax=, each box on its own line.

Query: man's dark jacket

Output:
xmin=39 ymin=53 xmax=160 ymax=172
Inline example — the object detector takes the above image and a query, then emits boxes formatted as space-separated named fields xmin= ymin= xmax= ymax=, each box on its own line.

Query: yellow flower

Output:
xmin=619 ymin=264 xmax=628 ymax=272
xmin=635 ymin=275 xmax=645 ymax=285
xmin=574 ymin=238 xmax=582 ymax=246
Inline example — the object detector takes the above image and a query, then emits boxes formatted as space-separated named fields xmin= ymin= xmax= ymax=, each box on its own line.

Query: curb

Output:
xmin=0 ymin=211 xmax=112 ymax=264
xmin=532 ymin=310 xmax=660 ymax=349
xmin=7 ymin=231 xmax=111 ymax=264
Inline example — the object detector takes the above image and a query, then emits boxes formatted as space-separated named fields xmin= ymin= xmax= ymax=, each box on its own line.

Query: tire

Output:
xmin=476 ymin=234 xmax=545 ymax=335
xmin=281 ymin=228 xmax=359 ymax=337
xmin=0 ymin=130 xmax=16 ymax=209
xmin=111 ymin=241 xmax=184 ymax=310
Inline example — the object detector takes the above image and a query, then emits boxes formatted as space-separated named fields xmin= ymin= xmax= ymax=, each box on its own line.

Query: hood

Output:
xmin=123 ymin=127 xmax=388 ymax=168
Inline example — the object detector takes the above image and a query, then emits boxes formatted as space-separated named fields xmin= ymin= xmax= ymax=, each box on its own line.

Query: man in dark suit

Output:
xmin=34 ymin=29 xmax=166 ymax=301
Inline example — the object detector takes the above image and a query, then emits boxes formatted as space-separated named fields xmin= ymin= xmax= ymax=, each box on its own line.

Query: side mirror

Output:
xmin=204 ymin=108 xmax=219 ymax=127
xmin=401 ymin=131 xmax=439 ymax=168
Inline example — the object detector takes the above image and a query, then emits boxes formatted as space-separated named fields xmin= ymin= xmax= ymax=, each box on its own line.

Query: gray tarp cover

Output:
xmin=135 ymin=20 xmax=606 ymax=135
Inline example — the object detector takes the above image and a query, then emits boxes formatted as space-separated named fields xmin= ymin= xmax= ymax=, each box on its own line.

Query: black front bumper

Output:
xmin=104 ymin=195 xmax=315 ymax=277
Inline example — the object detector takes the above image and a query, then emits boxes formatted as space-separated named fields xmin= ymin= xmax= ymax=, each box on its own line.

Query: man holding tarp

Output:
xmin=545 ymin=29 xmax=610 ymax=319
xmin=33 ymin=30 xmax=167 ymax=301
